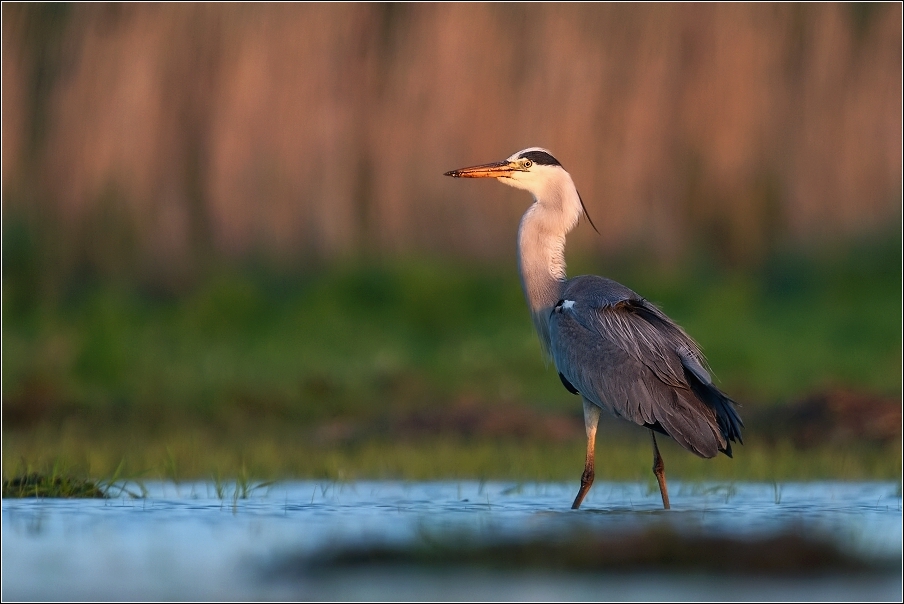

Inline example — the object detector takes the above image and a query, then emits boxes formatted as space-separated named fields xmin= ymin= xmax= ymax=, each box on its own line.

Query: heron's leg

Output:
xmin=650 ymin=430 xmax=671 ymax=510
xmin=572 ymin=399 xmax=601 ymax=510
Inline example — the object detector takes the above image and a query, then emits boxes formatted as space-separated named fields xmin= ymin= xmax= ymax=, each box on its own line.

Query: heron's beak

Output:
xmin=444 ymin=160 xmax=518 ymax=179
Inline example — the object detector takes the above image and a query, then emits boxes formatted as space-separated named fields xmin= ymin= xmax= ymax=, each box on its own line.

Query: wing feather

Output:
xmin=549 ymin=276 xmax=742 ymax=458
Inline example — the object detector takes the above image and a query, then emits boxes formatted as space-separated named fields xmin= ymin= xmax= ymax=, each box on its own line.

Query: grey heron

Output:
xmin=444 ymin=148 xmax=743 ymax=510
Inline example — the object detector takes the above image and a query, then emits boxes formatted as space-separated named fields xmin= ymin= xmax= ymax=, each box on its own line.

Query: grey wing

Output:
xmin=549 ymin=276 xmax=743 ymax=458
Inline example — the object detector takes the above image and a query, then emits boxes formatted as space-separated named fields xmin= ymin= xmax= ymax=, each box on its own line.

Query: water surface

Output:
xmin=3 ymin=481 xmax=901 ymax=601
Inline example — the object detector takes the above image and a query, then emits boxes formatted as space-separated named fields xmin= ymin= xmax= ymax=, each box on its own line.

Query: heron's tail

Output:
xmin=688 ymin=377 xmax=744 ymax=458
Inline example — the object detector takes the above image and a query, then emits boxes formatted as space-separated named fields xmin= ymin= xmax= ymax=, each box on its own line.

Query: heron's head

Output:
xmin=444 ymin=147 xmax=598 ymax=232
xmin=444 ymin=147 xmax=566 ymax=197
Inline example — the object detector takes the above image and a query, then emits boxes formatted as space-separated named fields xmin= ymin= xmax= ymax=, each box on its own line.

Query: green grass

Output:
xmin=2 ymin=233 xmax=901 ymax=486
xmin=4 ymin=260 xmax=556 ymax=422
xmin=3 ymin=427 xmax=900 ymax=486
xmin=1 ymin=458 xmax=112 ymax=498
xmin=2 ymin=473 xmax=106 ymax=498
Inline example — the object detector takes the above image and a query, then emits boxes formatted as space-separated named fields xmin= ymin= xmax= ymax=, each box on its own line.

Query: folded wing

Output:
xmin=550 ymin=276 xmax=743 ymax=458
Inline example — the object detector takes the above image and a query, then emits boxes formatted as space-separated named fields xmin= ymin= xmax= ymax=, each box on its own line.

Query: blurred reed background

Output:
xmin=2 ymin=3 xmax=901 ymax=485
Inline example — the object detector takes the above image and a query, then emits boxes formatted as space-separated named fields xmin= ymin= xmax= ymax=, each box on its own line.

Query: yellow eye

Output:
xmin=523 ymin=159 xmax=533 ymax=169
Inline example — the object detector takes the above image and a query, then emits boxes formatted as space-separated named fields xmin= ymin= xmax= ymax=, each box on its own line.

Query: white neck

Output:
xmin=515 ymin=170 xmax=583 ymax=356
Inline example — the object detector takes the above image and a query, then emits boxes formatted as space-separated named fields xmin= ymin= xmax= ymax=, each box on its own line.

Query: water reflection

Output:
xmin=3 ymin=481 xmax=901 ymax=601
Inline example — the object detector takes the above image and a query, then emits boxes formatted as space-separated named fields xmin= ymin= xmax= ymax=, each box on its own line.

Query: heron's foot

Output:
xmin=571 ymin=467 xmax=594 ymax=510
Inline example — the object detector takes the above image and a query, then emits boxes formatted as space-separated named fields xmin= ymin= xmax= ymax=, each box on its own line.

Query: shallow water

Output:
xmin=3 ymin=481 xmax=901 ymax=601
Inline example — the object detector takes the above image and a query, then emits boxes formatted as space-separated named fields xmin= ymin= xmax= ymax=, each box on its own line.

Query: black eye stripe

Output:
xmin=518 ymin=150 xmax=561 ymax=167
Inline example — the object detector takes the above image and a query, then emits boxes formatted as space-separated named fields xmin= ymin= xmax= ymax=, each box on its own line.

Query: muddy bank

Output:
xmin=306 ymin=389 xmax=901 ymax=448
